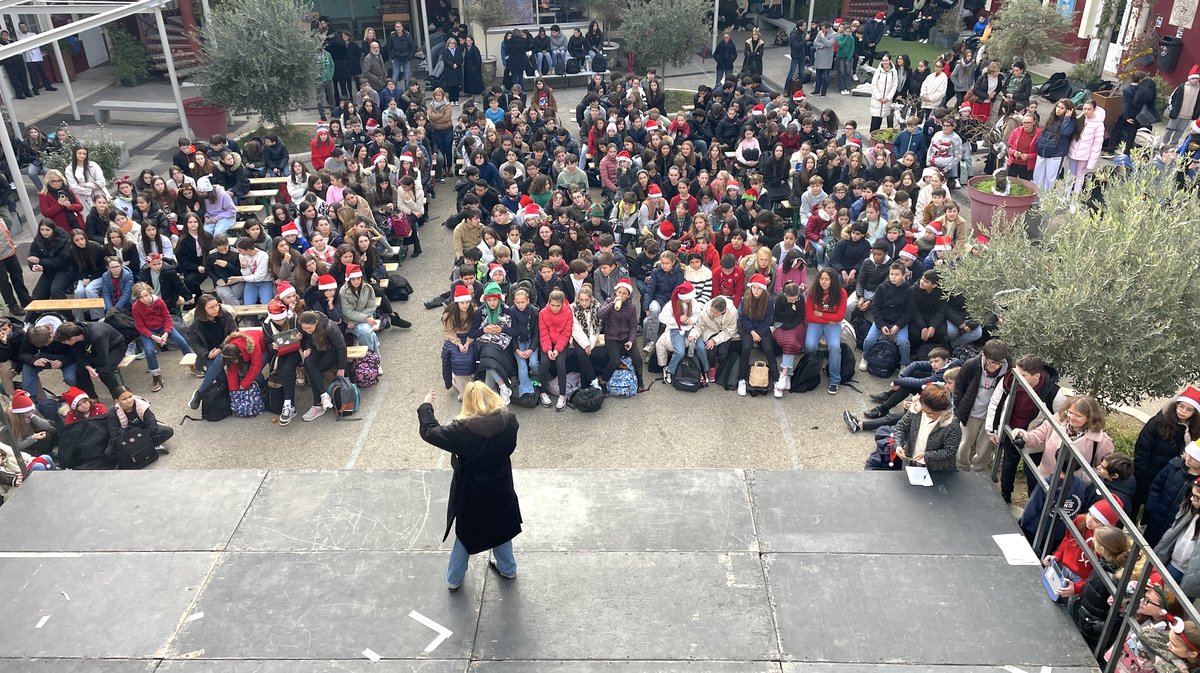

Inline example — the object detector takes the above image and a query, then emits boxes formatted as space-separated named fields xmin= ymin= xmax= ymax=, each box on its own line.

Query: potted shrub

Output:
xmin=965 ymin=173 xmax=1039 ymax=233
xmin=465 ymin=0 xmax=506 ymax=86
xmin=870 ymin=127 xmax=899 ymax=144
xmin=105 ymin=26 xmax=153 ymax=86
xmin=44 ymin=127 xmax=130 ymax=177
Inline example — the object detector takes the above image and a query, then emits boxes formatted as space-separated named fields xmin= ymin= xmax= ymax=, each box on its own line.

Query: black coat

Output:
xmin=463 ymin=44 xmax=485 ymax=95
xmin=1143 ymin=456 xmax=1197 ymax=547
xmin=327 ymin=42 xmax=351 ymax=80
xmin=440 ymin=46 xmax=464 ymax=88
xmin=138 ymin=263 xmax=192 ymax=313
xmin=73 ymin=321 xmax=127 ymax=370
xmin=1134 ymin=411 xmax=1187 ymax=508
xmin=505 ymin=33 xmax=530 ymax=72
xmin=417 ymin=404 xmax=522 ymax=554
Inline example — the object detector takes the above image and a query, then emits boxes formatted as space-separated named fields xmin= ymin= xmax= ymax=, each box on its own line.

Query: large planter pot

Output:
xmin=870 ymin=128 xmax=898 ymax=144
xmin=966 ymin=175 xmax=1039 ymax=233
xmin=1091 ymin=91 xmax=1121 ymax=134
xmin=184 ymin=97 xmax=228 ymax=139
xmin=929 ymin=28 xmax=957 ymax=49
xmin=481 ymin=57 xmax=498 ymax=88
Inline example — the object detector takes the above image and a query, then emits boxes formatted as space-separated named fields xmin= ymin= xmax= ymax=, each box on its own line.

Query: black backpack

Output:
xmin=850 ymin=312 xmax=872 ymax=350
xmin=673 ymin=353 xmax=702 ymax=392
xmin=590 ymin=53 xmax=607 ymax=73
xmin=570 ymin=386 xmax=604 ymax=412
xmin=865 ymin=339 xmax=900 ymax=378
xmin=790 ymin=354 xmax=822 ymax=392
xmin=201 ymin=379 xmax=231 ymax=422
xmin=565 ymin=57 xmax=581 ymax=74
xmin=108 ymin=428 xmax=159 ymax=469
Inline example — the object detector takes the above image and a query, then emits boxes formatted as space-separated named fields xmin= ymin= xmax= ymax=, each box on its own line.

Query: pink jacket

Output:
xmin=1027 ymin=420 xmax=1115 ymax=478
xmin=1067 ymin=106 xmax=1106 ymax=169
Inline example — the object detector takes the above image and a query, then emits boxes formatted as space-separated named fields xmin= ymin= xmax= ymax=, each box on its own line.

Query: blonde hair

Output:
xmin=132 ymin=281 xmax=154 ymax=299
xmin=457 ymin=381 xmax=505 ymax=420
xmin=1062 ymin=395 xmax=1107 ymax=433
xmin=40 ymin=169 xmax=68 ymax=195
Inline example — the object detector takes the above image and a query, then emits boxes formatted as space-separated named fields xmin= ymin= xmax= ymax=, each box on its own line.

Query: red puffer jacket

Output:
xmin=224 ymin=329 xmax=266 ymax=391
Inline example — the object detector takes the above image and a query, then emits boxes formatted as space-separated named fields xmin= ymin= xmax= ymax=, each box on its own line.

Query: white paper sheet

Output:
xmin=905 ymin=465 xmax=933 ymax=487
xmin=993 ymin=533 xmax=1041 ymax=566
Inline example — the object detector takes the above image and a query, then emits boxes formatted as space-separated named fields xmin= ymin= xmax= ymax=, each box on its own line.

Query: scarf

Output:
xmin=430 ymin=98 xmax=450 ymax=114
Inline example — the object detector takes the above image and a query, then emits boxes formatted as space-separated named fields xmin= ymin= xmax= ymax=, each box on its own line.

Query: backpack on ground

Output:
xmin=850 ymin=312 xmax=872 ymax=350
xmin=830 ymin=345 xmax=857 ymax=384
xmin=327 ymin=376 xmax=360 ymax=419
xmin=865 ymin=339 xmax=900 ymax=378
xmin=229 ymin=382 xmax=265 ymax=418
xmin=717 ymin=349 xmax=742 ymax=391
xmin=672 ymin=352 xmax=702 ymax=392
xmin=565 ymin=57 xmax=581 ymax=74
xmin=103 ymin=306 xmax=138 ymax=348
xmin=386 ymin=274 xmax=413 ymax=302
xmin=952 ymin=342 xmax=981 ymax=363
xmin=590 ymin=53 xmax=607 ymax=73
xmin=790 ymin=354 xmax=822 ymax=393
xmin=264 ymin=375 xmax=285 ymax=415
xmin=201 ymin=378 xmax=231 ymax=422
xmin=747 ymin=358 xmax=771 ymax=395
xmin=109 ymin=427 xmax=159 ymax=469
xmin=864 ymin=426 xmax=902 ymax=470
xmin=570 ymin=386 xmax=604 ymax=412
xmin=545 ymin=371 xmax=581 ymax=398
xmin=608 ymin=357 xmax=639 ymax=397
xmin=353 ymin=350 xmax=382 ymax=389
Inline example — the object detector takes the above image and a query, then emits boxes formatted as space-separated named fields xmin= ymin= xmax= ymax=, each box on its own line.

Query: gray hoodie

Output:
xmin=549 ymin=29 xmax=568 ymax=51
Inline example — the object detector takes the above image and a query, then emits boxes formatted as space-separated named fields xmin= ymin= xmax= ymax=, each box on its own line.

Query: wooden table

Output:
xmin=25 ymin=298 xmax=105 ymax=313
xmin=248 ymin=176 xmax=289 ymax=185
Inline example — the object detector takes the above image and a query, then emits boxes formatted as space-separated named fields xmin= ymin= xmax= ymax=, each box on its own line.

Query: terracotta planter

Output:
xmin=183 ymin=97 xmax=228 ymax=139
xmin=966 ymin=175 xmax=1039 ymax=234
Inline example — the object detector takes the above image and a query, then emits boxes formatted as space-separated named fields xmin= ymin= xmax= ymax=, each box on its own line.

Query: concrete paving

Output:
xmin=0 ymin=469 xmax=1099 ymax=671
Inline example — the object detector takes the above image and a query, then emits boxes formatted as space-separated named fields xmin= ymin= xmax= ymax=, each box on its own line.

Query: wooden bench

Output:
xmin=231 ymin=304 xmax=270 ymax=318
xmin=25 ymin=298 xmax=105 ymax=313
xmin=384 ymin=262 xmax=398 ymax=272
xmin=346 ymin=345 xmax=368 ymax=361
xmin=248 ymin=176 xmax=288 ymax=185
xmin=235 ymin=204 xmax=264 ymax=221
xmin=755 ymin=13 xmax=795 ymax=33
xmin=244 ymin=189 xmax=278 ymax=201
xmin=119 ymin=352 xmax=197 ymax=369
xmin=93 ymin=100 xmax=178 ymax=124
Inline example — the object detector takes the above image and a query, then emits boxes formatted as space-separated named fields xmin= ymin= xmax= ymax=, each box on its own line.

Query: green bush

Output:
xmin=105 ymin=25 xmax=153 ymax=85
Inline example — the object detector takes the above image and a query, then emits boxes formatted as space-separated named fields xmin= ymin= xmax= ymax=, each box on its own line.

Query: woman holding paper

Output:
xmin=891 ymin=384 xmax=961 ymax=472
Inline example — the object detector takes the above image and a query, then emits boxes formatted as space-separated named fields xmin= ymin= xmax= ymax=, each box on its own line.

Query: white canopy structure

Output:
xmin=0 ymin=0 xmax=191 ymax=230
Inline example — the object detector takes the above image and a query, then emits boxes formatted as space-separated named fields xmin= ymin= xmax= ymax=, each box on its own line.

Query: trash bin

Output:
xmin=1159 ymin=35 xmax=1184 ymax=73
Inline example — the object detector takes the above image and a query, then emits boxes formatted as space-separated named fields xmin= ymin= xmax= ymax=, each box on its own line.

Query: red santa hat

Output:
xmin=933 ymin=235 xmax=952 ymax=252
xmin=792 ymin=90 xmax=805 ymax=103
xmin=10 ymin=389 xmax=34 ymax=414
xmin=453 ymin=284 xmax=474 ymax=304
xmin=317 ymin=274 xmax=337 ymax=291
xmin=617 ymin=150 xmax=633 ymax=163
xmin=1087 ymin=496 xmax=1122 ymax=527
xmin=645 ymin=119 xmax=660 ymax=131
xmin=959 ymin=103 xmax=973 ymax=115
xmin=62 ymin=386 xmax=90 ymax=411
xmin=1189 ymin=64 xmax=1200 ymax=81
xmin=488 ymin=262 xmax=507 ymax=279
xmin=846 ymin=137 xmax=862 ymax=147
xmin=281 ymin=221 xmax=301 ymax=238
xmin=657 ymin=221 xmax=676 ymax=240
xmin=648 ymin=183 xmax=663 ymax=198
xmin=752 ymin=103 xmax=765 ymax=116
xmin=614 ymin=278 xmax=634 ymax=296
xmin=1186 ymin=440 xmax=1200 ymax=462
xmin=674 ymin=281 xmax=696 ymax=302
xmin=365 ymin=118 xmax=379 ymax=128
xmin=925 ymin=221 xmax=944 ymax=235
xmin=1177 ymin=386 xmax=1200 ymax=414
xmin=400 ymin=152 xmax=414 ymax=163
xmin=345 ymin=263 xmax=363 ymax=280
xmin=523 ymin=203 xmax=543 ymax=220
xmin=974 ymin=234 xmax=990 ymax=249
xmin=316 ymin=122 xmax=329 ymax=134
xmin=899 ymin=244 xmax=920 ymax=260
xmin=267 ymin=299 xmax=291 ymax=320
xmin=372 ymin=153 xmax=388 ymax=165
xmin=725 ymin=179 xmax=741 ymax=191
xmin=748 ymin=273 xmax=769 ymax=291
xmin=875 ymin=11 xmax=886 ymax=19
xmin=276 ymin=281 xmax=296 ymax=299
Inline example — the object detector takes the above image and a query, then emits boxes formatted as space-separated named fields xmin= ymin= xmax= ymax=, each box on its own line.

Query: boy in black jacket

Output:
xmin=207 ymin=235 xmax=242 ymax=306
xmin=860 ymin=262 xmax=915 ymax=370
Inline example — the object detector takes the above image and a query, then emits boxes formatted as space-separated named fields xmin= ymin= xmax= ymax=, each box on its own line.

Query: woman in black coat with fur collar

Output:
xmin=418 ymin=381 xmax=522 ymax=591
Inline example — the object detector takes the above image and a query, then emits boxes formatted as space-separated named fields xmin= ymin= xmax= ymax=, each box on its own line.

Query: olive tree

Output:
xmin=984 ymin=0 xmax=1074 ymax=68
xmin=194 ymin=0 xmax=324 ymax=127
xmin=621 ymin=0 xmax=710 ymax=80
xmin=465 ymin=0 xmax=507 ymax=58
xmin=939 ymin=153 xmax=1200 ymax=406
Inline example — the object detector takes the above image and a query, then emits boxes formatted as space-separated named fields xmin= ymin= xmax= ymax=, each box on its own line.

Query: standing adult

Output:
xmin=386 ymin=22 xmax=416 ymax=85
xmin=869 ymin=54 xmax=898 ymax=132
xmin=0 ymin=30 xmax=31 ymax=99
xmin=417 ymin=382 xmax=522 ymax=591
xmin=1164 ymin=66 xmax=1200 ymax=148
xmin=327 ymin=31 xmax=352 ymax=103
xmin=0 ymin=215 xmax=30 ymax=315
xmin=316 ymin=42 xmax=336 ymax=120
xmin=786 ymin=22 xmax=808 ymax=85
xmin=1134 ymin=388 xmax=1200 ymax=517
xmin=1113 ymin=71 xmax=1156 ymax=155
xmin=440 ymin=37 xmax=464 ymax=104
xmin=15 ymin=21 xmax=56 ymax=95
xmin=812 ymin=23 xmax=836 ymax=98
xmin=463 ymin=36 xmax=485 ymax=98
xmin=361 ymin=41 xmax=386 ymax=92
xmin=504 ymin=29 xmax=530 ymax=94
xmin=713 ymin=31 xmax=737 ymax=88
xmin=743 ymin=28 xmax=765 ymax=77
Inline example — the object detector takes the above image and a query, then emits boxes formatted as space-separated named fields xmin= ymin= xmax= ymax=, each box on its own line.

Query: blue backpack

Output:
xmin=607 ymin=357 xmax=639 ymax=397
xmin=327 ymin=376 xmax=360 ymax=419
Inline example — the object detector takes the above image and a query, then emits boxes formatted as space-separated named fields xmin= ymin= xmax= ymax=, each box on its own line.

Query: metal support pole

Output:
xmin=0 ymin=80 xmax=38 ymax=239
xmin=807 ymin=0 xmax=814 ymax=29
xmin=155 ymin=8 xmax=190 ymax=138
xmin=50 ymin=40 xmax=79 ymax=121
xmin=200 ymin=0 xmax=211 ymax=24
xmin=420 ymin=0 xmax=433 ymax=73
xmin=712 ymin=0 xmax=720 ymax=54
xmin=0 ymin=66 xmax=19 ymax=139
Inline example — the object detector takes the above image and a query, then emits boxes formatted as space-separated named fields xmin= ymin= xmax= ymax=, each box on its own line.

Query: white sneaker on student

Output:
xmin=539 ymin=392 xmax=552 ymax=407
xmin=773 ymin=385 xmax=784 ymax=398
xmin=555 ymin=395 xmax=567 ymax=411
xmin=320 ymin=392 xmax=333 ymax=409
xmin=279 ymin=402 xmax=295 ymax=425
xmin=858 ymin=359 xmax=868 ymax=372
xmin=737 ymin=380 xmax=747 ymax=397
xmin=302 ymin=405 xmax=326 ymax=422
xmin=590 ymin=378 xmax=601 ymax=390
xmin=499 ymin=383 xmax=512 ymax=405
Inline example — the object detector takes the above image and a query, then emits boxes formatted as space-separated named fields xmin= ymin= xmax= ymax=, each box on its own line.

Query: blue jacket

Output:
xmin=895 ymin=357 xmax=963 ymax=390
xmin=100 ymin=268 xmax=134 ymax=312
xmin=642 ymin=264 xmax=684 ymax=310
xmin=829 ymin=237 xmax=870 ymax=272
xmin=1035 ymin=116 xmax=1076 ymax=158
xmin=893 ymin=128 xmax=927 ymax=161
xmin=1144 ymin=456 xmax=1198 ymax=546
xmin=738 ymin=298 xmax=775 ymax=335
xmin=788 ymin=27 xmax=808 ymax=61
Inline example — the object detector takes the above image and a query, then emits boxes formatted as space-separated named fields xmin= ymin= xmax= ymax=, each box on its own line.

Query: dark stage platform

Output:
xmin=0 ymin=469 xmax=1099 ymax=672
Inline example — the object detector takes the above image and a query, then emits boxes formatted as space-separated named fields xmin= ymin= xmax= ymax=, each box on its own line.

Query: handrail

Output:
xmin=994 ymin=370 xmax=1200 ymax=670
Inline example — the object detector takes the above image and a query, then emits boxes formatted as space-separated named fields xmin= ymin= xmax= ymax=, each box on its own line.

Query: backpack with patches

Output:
xmin=672 ymin=353 xmax=701 ymax=392
xmin=790 ymin=354 xmax=822 ymax=392
xmin=327 ymin=376 xmax=360 ymax=419
xmin=866 ymin=339 xmax=900 ymax=378
xmin=353 ymin=350 xmax=382 ymax=389
xmin=608 ymin=357 xmax=640 ymax=397
xmin=570 ymin=386 xmax=604 ymax=412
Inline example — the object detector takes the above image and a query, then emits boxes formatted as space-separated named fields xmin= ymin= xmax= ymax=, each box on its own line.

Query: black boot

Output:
xmin=391 ymin=313 xmax=412 ymax=328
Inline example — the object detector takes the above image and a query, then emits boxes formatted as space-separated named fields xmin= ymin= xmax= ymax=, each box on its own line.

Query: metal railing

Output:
xmin=992 ymin=371 xmax=1200 ymax=670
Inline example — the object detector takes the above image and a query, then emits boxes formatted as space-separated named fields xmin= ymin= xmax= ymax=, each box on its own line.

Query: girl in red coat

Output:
xmin=221 ymin=329 xmax=267 ymax=395
xmin=805 ymin=198 xmax=837 ymax=266
xmin=62 ymin=386 xmax=107 ymax=424
xmin=131 ymin=280 xmax=195 ymax=392
xmin=1042 ymin=496 xmax=1122 ymax=599
xmin=537 ymin=288 xmax=575 ymax=411
xmin=804 ymin=268 xmax=848 ymax=394
xmin=310 ymin=123 xmax=336 ymax=171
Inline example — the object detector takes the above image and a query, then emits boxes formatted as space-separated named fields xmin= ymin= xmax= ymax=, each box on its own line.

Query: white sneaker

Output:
xmin=774 ymin=385 xmax=784 ymax=398
xmin=539 ymin=392 xmax=552 ymax=407
xmin=320 ymin=392 xmax=333 ymax=409
xmin=302 ymin=405 xmax=326 ymax=422
xmin=858 ymin=359 xmax=868 ymax=372
xmin=499 ymin=383 xmax=512 ymax=405
xmin=555 ymin=395 xmax=567 ymax=411
xmin=737 ymin=380 xmax=747 ymax=397
xmin=852 ymin=73 xmax=859 ymax=82
xmin=774 ymin=378 xmax=787 ymax=391
xmin=590 ymin=378 xmax=601 ymax=390
xmin=279 ymin=402 xmax=295 ymax=425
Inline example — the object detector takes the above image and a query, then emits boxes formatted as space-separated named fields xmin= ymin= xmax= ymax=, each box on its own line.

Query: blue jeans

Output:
xmin=804 ymin=321 xmax=842 ymax=385
xmin=534 ymin=52 xmax=551 ymax=73
xmin=946 ymin=321 xmax=983 ymax=348
xmin=668 ymin=329 xmax=706 ymax=373
xmin=863 ymin=324 xmax=911 ymax=366
xmin=73 ymin=277 xmax=105 ymax=321
xmin=715 ymin=66 xmax=733 ymax=87
xmin=815 ymin=68 xmax=831 ymax=95
xmin=786 ymin=56 xmax=805 ymax=83
xmin=242 ymin=281 xmax=275 ymax=305
xmin=22 ymin=358 xmax=79 ymax=399
xmin=25 ymin=161 xmax=44 ymax=191
xmin=142 ymin=327 xmax=193 ymax=374
xmin=447 ymin=537 xmax=516 ymax=587
xmin=515 ymin=339 xmax=539 ymax=396
xmin=205 ymin=217 xmax=235 ymax=237
xmin=196 ymin=354 xmax=225 ymax=394
xmin=391 ymin=59 xmax=411 ymax=84
xmin=350 ymin=321 xmax=380 ymax=353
